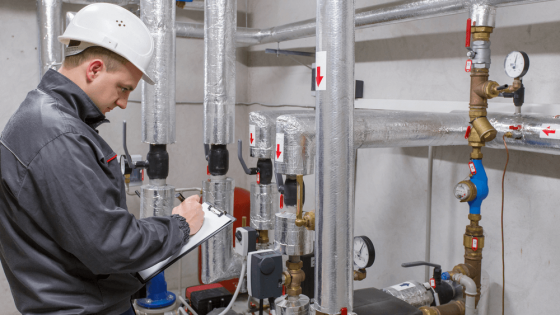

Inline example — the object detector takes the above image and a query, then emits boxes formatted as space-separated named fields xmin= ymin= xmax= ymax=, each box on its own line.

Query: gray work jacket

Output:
xmin=0 ymin=69 xmax=189 ymax=315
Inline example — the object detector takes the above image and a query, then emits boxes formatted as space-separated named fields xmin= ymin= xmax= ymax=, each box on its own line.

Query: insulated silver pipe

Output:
xmin=37 ymin=0 xmax=63 ymax=79
xmin=204 ymin=0 xmax=236 ymax=145
xmin=271 ymin=110 xmax=560 ymax=166
xmin=140 ymin=0 xmax=176 ymax=144
xmin=176 ymin=0 xmax=548 ymax=45
xmin=314 ymin=0 xmax=355 ymax=313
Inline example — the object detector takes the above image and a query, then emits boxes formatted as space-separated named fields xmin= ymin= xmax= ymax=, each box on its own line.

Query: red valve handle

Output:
xmin=466 ymin=18 xmax=472 ymax=48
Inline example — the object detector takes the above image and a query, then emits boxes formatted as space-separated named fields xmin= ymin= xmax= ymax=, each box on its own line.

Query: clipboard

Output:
xmin=136 ymin=202 xmax=236 ymax=283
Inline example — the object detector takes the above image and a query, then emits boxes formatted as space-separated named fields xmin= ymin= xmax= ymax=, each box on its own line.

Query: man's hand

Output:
xmin=172 ymin=195 xmax=204 ymax=235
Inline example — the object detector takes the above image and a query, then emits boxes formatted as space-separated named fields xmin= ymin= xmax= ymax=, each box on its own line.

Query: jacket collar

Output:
xmin=38 ymin=69 xmax=109 ymax=129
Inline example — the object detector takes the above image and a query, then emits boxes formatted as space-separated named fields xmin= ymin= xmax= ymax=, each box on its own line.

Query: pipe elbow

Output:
xmin=452 ymin=273 xmax=477 ymax=296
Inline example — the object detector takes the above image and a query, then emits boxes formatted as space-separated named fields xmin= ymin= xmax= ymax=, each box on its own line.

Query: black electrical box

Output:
xmin=248 ymin=250 xmax=283 ymax=299
xmin=188 ymin=286 xmax=233 ymax=315
xmin=300 ymin=253 xmax=315 ymax=300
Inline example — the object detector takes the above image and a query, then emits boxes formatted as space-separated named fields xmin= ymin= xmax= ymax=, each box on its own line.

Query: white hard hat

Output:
xmin=59 ymin=3 xmax=155 ymax=85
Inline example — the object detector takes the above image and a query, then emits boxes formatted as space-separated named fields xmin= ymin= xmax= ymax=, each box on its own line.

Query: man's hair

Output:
xmin=63 ymin=44 xmax=128 ymax=71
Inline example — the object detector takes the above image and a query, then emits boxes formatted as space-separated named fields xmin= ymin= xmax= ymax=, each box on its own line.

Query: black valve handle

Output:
xmin=276 ymin=172 xmax=285 ymax=194
xmin=496 ymin=84 xmax=509 ymax=91
xmin=122 ymin=121 xmax=135 ymax=170
xmin=402 ymin=261 xmax=442 ymax=285
xmin=237 ymin=140 xmax=258 ymax=175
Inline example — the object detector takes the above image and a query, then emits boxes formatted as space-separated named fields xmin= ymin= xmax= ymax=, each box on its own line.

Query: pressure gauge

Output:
xmin=454 ymin=180 xmax=477 ymax=202
xmin=504 ymin=51 xmax=529 ymax=78
xmin=353 ymin=236 xmax=375 ymax=269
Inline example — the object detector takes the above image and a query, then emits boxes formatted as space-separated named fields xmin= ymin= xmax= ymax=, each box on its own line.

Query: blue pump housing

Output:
xmin=136 ymin=271 xmax=176 ymax=309
xmin=467 ymin=159 xmax=488 ymax=215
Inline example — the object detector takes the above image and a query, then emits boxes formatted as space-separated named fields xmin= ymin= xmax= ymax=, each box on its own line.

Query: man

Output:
xmin=0 ymin=3 xmax=204 ymax=314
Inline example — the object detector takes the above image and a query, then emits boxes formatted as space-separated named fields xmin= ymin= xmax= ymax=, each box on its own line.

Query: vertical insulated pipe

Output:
xmin=140 ymin=0 xmax=176 ymax=145
xmin=37 ymin=0 xmax=63 ymax=79
xmin=204 ymin=0 xmax=236 ymax=145
xmin=314 ymin=0 xmax=355 ymax=314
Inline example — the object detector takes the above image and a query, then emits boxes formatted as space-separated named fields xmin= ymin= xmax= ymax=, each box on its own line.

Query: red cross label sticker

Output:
xmin=472 ymin=237 xmax=479 ymax=251
xmin=316 ymin=51 xmax=327 ymax=91
xmin=275 ymin=133 xmax=284 ymax=162
xmin=430 ymin=278 xmax=436 ymax=288
xmin=249 ymin=125 xmax=256 ymax=146
xmin=468 ymin=161 xmax=477 ymax=175
xmin=465 ymin=59 xmax=473 ymax=72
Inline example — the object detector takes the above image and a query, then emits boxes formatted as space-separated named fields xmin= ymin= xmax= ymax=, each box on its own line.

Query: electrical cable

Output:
xmin=501 ymin=134 xmax=510 ymax=315
xmin=218 ymin=260 xmax=247 ymax=315
xmin=179 ymin=296 xmax=199 ymax=315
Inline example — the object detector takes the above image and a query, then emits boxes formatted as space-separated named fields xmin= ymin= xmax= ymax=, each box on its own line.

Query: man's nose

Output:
xmin=116 ymin=98 xmax=128 ymax=109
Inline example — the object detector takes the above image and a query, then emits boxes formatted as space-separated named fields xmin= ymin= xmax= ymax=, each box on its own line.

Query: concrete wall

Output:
xmin=0 ymin=0 xmax=250 ymax=313
xmin=247 ymin=0 xmax=560 ymax=314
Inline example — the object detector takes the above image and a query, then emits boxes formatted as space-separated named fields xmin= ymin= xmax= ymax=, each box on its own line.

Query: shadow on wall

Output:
xmin=247 ymin=21 xmax=560 ymax=67
xmin=396 ymin=145 xmax=560 ymax=180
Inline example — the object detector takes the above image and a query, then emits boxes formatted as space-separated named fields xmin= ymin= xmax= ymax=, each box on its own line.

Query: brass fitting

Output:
xmin=459 ymin=213 xmax=484 ymax=306
xmin=295 ymin=175 xmax=306 ymax=227
xmin=282 ymin=271 xmax=292 ymax=287
xmin=482 ymin=81 xmax=500 ymax=99
xmin=353 ymin=269 xmax=367 ymax=281
xmin=420 ymin=300 xmax=465 ymax=315
xmin=285 ymin=259 xmax=305 ymax=297
xmin=471 ymin=117 xmax=497 ymax=142
xmin=124 ymin=174 xmax=131 ymax=184
xmin=258 ymin=230 xmax=269 ymax=244
xmin=303 ymin=211 xmax=315 ymax=231
xmin=471 ymin=26 xmax=493 ymax=41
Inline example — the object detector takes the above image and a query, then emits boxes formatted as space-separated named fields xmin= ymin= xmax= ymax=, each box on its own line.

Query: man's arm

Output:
xmin=27 ymin=132 xmax=190 ymax=274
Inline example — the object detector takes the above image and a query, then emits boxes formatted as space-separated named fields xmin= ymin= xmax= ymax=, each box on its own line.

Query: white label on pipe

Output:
xmin=391 ymin=281 xmax=416 ymax=291
xmin=275 ymin=133 xmax=284 ymax=162
xmin=249 ymin=125 xmax=256 ymax=147
xmin=539 ymin=124 xmax=560 ymax=139
xmin=316 ymin=51 xmax=327 ymax=91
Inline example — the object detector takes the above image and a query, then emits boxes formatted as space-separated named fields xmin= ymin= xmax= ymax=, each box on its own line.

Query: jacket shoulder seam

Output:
xmin=0 ymin=140 xmax=27 ymax=169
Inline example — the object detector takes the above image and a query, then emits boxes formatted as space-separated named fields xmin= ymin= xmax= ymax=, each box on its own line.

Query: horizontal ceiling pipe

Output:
xmin=273 ymin=110 xmax=560 ymax=174
xmin=62 ymin=0 xmax=137 ymax=5
xmin=176 ymin=0 xmax=548 ymax=45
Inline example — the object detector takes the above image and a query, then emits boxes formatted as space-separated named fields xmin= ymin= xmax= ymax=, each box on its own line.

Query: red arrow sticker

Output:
xmin=249 ymin=125 xmax=256 ymax=146
xmin=256 ymin=173 xmax=260 ymax=184
xmin=316 ymin=66 xmax=324 ymax=87
xmin=472 ymin=237 xmax=478 ymax=251
xmin=275 ymin=133 xmax=284 ymax=162
xmin=543 ymin=126 xmax=556 ymax=136
xmin=465 ymin=59 xmax=472 ymax=72
xmin=469 ymin=161 xmax=477 ymax=175
xmin=430 ymin=278 xmax=436 ymax=288
xmin=280 ymin=194 xmax=284 ymax=209
xmin=509 ymin=125 xmax=521 ymax=130
xmin=316 ymin=51 xmax=326 ymax=91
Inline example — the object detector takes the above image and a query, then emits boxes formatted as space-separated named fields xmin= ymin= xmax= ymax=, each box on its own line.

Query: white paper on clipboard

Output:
xmin=136 ymin=202 xmax=236 ymax=283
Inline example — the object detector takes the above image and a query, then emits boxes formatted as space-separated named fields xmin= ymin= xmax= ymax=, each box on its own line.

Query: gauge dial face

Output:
xmin=504 ymin=51 xmax=529 ymax=78
xmin=454 ymin=182 xmax=471 ymax=201
xmin=353 ymin=236 xmax=375 ymax=269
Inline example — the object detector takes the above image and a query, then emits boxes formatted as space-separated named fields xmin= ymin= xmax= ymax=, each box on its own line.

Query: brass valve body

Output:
xmin=420 ymin=300 xmax=465 ymax=315
xmin=285 ymin=259 xmax=305 ymax=297
xmin=257 ymin=230 xmax=269 ymax=244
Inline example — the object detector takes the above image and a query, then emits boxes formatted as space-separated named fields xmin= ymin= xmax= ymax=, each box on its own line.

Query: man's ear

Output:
xmin=85 ymin=59 xmax=105 ymax=83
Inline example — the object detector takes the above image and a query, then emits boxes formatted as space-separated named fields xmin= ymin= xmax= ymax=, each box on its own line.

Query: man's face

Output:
xmin=86 ymin=61 xmax=143 ymax=115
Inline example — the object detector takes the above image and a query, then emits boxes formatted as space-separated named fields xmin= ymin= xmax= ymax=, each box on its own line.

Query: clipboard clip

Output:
xmin=207 ymin=204 xmax=226 ymax=217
